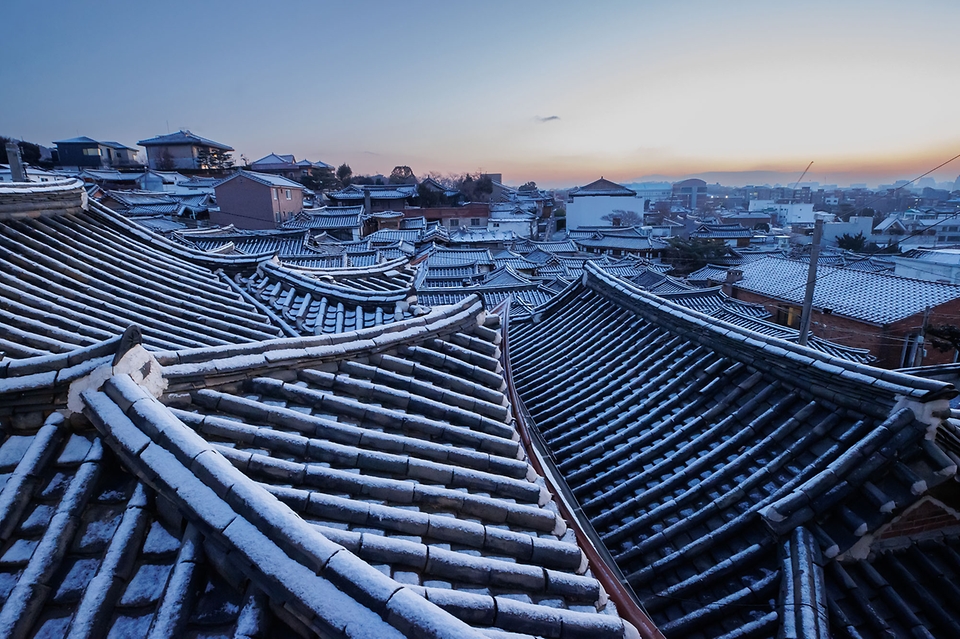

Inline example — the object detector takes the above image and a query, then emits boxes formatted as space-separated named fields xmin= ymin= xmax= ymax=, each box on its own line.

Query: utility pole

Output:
xmin=798 ymin=217 xmax=823 ymax=346
xmin=913 ymin=306 xmax=931 ymax=367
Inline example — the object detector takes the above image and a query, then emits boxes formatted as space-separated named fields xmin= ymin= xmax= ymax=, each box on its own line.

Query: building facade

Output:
xmin=137 ymin=130 xmax=234 ymax=171
xmin=212 ymin=170 xmax=304 ymax=229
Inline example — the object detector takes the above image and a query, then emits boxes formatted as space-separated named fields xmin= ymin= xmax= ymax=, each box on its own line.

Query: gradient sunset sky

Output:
xmin=4 ymin=0 xmax=959 ymax=187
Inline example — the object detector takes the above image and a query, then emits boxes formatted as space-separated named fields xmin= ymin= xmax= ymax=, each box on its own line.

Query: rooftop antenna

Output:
xmin=166 ymin=120 xmax=170 ymax=134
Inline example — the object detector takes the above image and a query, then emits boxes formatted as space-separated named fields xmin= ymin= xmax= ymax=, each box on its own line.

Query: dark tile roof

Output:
xmin=0 ymin=187 xmax=281 ymax=358
xmin=732 ymin=256 xmax=960 ymax=324
xmin=326 ymin=185 xmax=417 ymax=201
xmin=214 ymin=170 xmax=303 ymax=190
xmin=281 ymin=207 xmax=364 ymax=230
xmin=179 ymin=229 xmax=322 ymax=259
xmin=239 ymin=258 xmax=422 ymax=336
xmin=691 ymin=223 xmax=753 ymax=239
xmin=507 ymin=261 xmax=959 ymax=638
xmin=0 ymin=298 xmax=642 ymax=639
xmin=137 ymin=130 xmax=233 ymax=151
xmin=569 ymin=179 xmax=637 ymax=197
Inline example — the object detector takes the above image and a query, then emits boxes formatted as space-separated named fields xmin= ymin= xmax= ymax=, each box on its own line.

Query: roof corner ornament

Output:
xmin=67 ymin=327 xmax=166 ymax=415
xmin=112 ymin=325 xmax=143 ymax=365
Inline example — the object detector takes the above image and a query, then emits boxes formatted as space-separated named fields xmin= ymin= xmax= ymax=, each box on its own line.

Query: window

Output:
xmin=285 ymin=189 xmax=292 ymax=200
xmin=471 ymin=218 xmax=481 ymax=226
xmin=449 ymin=219 xmax=459 ymax=227
xmin=82 ymin=148 xmax=101 ymax=156
xmin=273 ymin=189 xmax=278 ymax=200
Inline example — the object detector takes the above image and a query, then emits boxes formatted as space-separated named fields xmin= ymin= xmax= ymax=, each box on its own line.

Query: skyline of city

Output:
xmin=4 ymin=0 xmax=960 ymax=187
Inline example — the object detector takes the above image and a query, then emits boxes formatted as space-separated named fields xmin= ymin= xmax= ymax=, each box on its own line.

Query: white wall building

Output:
xmin=748 ymin=200 xmax=815 ymax=224
xmin=566 ymin=178 xmax=639 ymax=229
xmin=822 ymin=216 xmax=873 ymax=246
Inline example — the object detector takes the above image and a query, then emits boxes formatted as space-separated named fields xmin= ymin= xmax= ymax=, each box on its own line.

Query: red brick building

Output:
xmin=720 ymin=256 xmax=960 ymax=368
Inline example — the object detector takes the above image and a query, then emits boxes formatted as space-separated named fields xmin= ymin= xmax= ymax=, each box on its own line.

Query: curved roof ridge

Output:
xmin=581 ymin=261 xmax=952 ymax=402
xmin=258 ymin=259 xmax=415 ymax=303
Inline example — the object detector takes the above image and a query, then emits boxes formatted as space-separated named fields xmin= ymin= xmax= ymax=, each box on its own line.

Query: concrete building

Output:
xmin=566 ymin=177 xmax=638 ymax=229
xmin=138 ymin=130 xmax=234 ymax=171
xmin=748 ymin=199 xmax=816 ymax=224
xmin=672 ymin=178 xmax=707 ymax=210
xmin=53 ymin=136 xmax=140 ymax=169
xmin=212 ymin=170 xmax=303 ymax=229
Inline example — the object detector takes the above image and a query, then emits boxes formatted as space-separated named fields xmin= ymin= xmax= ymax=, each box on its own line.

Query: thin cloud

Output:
xmin=536 ymin=115 xmax=560 ymax=123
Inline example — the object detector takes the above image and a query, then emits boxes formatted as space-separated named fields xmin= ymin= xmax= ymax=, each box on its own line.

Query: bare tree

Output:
xmin=601 ymin=209 xmax=642 ymax=227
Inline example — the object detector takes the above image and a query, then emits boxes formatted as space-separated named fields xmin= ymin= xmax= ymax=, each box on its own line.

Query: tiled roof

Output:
xmin=179 ymin=229 xmax=322 ymax=258
xmin=569 ymin=178 xmax=636 ymax=197
xmin=327 ymin=185 xmax=417 ymax=201
xmin=366 ymin=229 xmax=422 ymax=244
xmin=685 ymin=263 xmax=731 ymax=283
xmin=53 ymin=135 xmax=99 ymax=144
xmin=733 ymin=256 xmax=960 ymax=324
xmin=137 ymin=130 xmax=233 ymax=151
xmin=425 ymin=248 xmax=494 ymax=267
xmin=0 ymin=299 xmax=641 ymax=639
xmin=130 ymin=215 xmax=188 ymax=233
xmin=508 ymin=261 xmax=959 ymax=638
xmin=0 ymin=185 xmax=281 ymax=358
xmin=240 ymin=258 xmax=422 ymax=335
xmin=691 ymin=223 xmax=753 ymax=239
xmin=214 ymin=170 xmax=303 ymax=190
xmin=281 ymin=207 xmax=363 ymax=230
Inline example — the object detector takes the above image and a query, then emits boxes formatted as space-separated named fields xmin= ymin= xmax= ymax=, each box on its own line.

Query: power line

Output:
xmin=773 ymin=150 xmax=960 ymax=299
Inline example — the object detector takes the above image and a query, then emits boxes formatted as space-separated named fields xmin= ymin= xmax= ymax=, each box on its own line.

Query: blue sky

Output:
xmin=3 ymin=0 xmax=959 ymax=187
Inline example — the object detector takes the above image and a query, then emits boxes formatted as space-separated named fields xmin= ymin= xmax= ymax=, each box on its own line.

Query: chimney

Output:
xmin=364 ymin=188 xmax=372 ymax=214
xmin=5 ymin=142 xmax=25 ymax=182
xmin=725 ymin=268 xmax=743 ymax=284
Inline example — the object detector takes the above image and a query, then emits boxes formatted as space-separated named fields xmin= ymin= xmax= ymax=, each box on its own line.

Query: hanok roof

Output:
xmin=326 ymin=184 xmax=418 ymax=202
xmin=691 ymin=223 xmax=753 ymax=239
xmin=0 ymin=181 xmax=281 ymax=358
xmin=238 ymin=257 xmax=422 ymax=336
xmin=425 ymin=248 xmax=494 ymax=267
xmin=281 ymin=207 xmax=364 ymax=231
xmin=137 ymin=130 xmax=234 ymax=151
xmin=569 ymin=178 xmax=637 ymax=197
xmin=214 ymin=170 xmax=303 ymax=190
xmin=508 ymin=261 xmax=960 ymax=638
xmin=0 ymin=297 xmax=643 ymax=639
xmin=732 ymin=256 xmax=960 ymax=324
xmin=250 ymin=153 xmax=297 ymax=169
xmin=79 ymin=169 xmax=143 ymax=183
xmin=575 ymin=232 xmax=664 ymax=253
xmin=178 ymin=229 xmax=320 ymax=259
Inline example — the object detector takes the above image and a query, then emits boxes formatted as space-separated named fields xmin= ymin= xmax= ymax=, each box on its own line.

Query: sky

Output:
xmin=3 ymin=0 xmax=960 ymax=188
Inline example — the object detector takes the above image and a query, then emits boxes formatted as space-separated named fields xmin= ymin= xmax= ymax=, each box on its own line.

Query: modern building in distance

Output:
xmin=748 ymin=199 xmax=816 ymax=225
xmin=212 ymin=170 xmax=304 ymax=229
xmin=565 ymin=177 xmax=638 ymax=229
xmin=671 ymin=178 xmax=707 ymax=210
xmin=137 ymin=129 xmax=233 ymax=171
xmin=53 ymin=136 xmax=140 ymax=169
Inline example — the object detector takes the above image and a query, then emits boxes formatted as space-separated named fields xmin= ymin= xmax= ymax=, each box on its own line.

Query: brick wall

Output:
xmin=878 ymin=499 xmax=960 ymax=540
xmin=724 ymin=286 xmax=960 ymax=368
